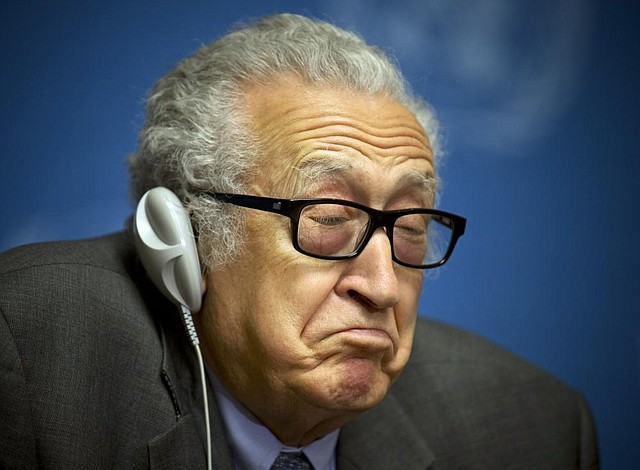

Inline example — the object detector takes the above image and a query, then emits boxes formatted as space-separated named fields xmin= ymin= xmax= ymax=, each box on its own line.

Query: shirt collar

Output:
xmin=209 ymin=368 xmax=339 ymax=470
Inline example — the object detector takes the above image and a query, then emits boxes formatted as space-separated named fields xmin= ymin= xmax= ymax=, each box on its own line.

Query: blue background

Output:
xmin=1 ymin=1 xmax=638 ymax=467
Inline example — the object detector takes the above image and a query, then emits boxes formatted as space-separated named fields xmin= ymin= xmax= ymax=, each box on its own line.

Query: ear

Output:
xmin=133 ymin=187 xmax=205 ymax=313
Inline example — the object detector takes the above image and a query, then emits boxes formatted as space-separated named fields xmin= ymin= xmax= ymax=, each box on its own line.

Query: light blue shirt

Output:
xmin=209 ymin=370 xmax=339 ymax=470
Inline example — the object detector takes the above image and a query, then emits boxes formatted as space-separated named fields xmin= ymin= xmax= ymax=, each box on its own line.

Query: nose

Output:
xmin=334 ymin=228 xmax=400 ymax=310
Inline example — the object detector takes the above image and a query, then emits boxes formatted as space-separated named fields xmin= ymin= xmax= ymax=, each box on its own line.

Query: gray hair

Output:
xmin=128 ymin=13 xmax=440 ymax=273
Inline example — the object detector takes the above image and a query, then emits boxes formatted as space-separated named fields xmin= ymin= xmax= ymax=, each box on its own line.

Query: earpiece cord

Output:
xmin=181 ymin=305 xmax=212 ymax=470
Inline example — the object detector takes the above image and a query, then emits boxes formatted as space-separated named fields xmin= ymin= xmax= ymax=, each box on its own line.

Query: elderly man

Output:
xmin=0 ymin=13 xmax=597 ymax=470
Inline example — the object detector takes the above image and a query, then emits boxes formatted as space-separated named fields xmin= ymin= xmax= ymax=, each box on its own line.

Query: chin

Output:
xmin=320 ymin=357 xmax=394 ymax=412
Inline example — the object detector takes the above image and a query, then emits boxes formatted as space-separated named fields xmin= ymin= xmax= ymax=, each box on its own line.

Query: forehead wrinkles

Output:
xmin=244 ymin=82 xmax=434 ymax=195
xmin=280 ymin=108 xmax=430 ymax=159
xmin=275 ymin=117 xmax=432 ymax=197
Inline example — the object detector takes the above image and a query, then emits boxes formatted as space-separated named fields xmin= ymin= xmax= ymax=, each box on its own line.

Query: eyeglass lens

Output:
xmin=297 ymin=203 xmax=454 ymax=267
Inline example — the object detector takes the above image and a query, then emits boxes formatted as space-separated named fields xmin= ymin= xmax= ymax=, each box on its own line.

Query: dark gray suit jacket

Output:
xmin=0 ymin=232 xmax=598 ymax=469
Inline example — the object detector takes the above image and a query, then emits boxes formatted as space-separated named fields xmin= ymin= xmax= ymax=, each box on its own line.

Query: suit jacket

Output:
xmin=0 ymin=232 xmax=598 ymax=469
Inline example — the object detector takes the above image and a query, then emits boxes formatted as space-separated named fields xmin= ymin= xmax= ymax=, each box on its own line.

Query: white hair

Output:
xmin=128 ymin=13 xmax=441 ymax=272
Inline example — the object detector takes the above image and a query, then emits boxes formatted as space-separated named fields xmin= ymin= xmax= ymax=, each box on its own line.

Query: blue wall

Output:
xmin=1 ymin=1 xmax=638 ymax=467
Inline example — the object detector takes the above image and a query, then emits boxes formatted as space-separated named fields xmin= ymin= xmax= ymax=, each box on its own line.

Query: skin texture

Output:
xmin=196 ymin=76 xmax=435 ymax=446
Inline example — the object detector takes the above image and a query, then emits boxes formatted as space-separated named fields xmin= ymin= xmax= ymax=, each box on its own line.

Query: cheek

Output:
xmin=249 ymin=221 xmax=338 ymax=332
xmin=397 ymin=278 xmax=421 ymax=329
xmin=389 ymin=274 xmax=423 ymax=365
xmin=395 ymin=302 xmax=418 ymax=361
xmin=255 ymin=265 xmax=337 ymax=353
xmin=220 ymin=250 xmax=335 ymax=363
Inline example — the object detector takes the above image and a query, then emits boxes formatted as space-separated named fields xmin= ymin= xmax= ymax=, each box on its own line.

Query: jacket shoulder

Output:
xmin=390 ymin=317 xmax=599 ymax=468
xmin=410 ymin=317 xmax=544 ymax=369
xmin=0 ymin=232 xmax=183 ymax=468
xmin=0 ymin=231 xmax=134 ymax=277
xmin=404 ymin=317 xmax=589 ymax=412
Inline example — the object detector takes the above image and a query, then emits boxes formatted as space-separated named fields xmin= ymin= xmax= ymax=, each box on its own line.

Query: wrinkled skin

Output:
xmin=197 ymin=76 xmax=435 ymax=446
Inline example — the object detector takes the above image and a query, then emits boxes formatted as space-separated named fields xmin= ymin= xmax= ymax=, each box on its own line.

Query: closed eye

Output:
xmin=311 ymin=216 xmax=349 ymax=226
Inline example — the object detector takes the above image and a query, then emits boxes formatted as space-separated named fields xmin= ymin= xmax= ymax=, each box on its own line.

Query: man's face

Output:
xmin=198 ymin=77 xmax=435 ymax=444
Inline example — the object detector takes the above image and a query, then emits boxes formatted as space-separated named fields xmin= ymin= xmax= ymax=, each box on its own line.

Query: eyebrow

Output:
xmin=292 ymin=157 xmax=354 ymax=181
xmin=399 ymin=170 xmax=438 ymax=199
xmin=290 ymin=156 xmax=437 ymax=201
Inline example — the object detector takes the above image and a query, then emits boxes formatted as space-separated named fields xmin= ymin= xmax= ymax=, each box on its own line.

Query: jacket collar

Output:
xmin=337 ymin=390 xmax=435 ymax=470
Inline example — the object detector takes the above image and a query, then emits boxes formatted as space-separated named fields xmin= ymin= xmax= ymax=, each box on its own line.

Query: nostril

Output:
xmin=348 ymin=289 xmax=377 ymax=310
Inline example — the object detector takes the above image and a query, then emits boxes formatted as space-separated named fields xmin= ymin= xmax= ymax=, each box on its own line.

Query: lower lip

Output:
xmin=338 ymin=328 xmax=392 ymax=349
xmin=344 ymin=328 xmax=389 ymax=338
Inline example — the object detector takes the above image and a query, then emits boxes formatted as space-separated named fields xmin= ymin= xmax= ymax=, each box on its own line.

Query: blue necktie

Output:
xmin=270 ymin=451 xmax=314 ymax=470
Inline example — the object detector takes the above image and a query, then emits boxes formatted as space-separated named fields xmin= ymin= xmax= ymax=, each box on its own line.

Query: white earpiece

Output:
xmin=133 ymin=187 xmax=213 ymax=469
xmin=133 ymin=187 xmax=204 ymax=313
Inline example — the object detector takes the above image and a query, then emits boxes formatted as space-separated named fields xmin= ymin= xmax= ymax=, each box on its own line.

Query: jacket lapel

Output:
xmin=147 ymin=404 xmax=235 ymax=470
xmin=147 ymin=300 xmax=234 ymax=469
xmin=337 ymin=391 xmax=434 ymax=470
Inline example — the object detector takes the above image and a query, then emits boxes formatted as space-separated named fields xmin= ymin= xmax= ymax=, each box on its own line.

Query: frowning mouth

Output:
xmin=342 ymin=328 xmax=390 ymax=338
xmin=335 ymin=328 xmax=394 ymax=352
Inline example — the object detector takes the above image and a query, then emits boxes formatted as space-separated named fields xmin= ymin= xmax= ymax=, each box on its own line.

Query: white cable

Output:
xmin=194 ymin=344 xmax=212 ymax=470
xmin=181 ymin=305 xmax=212 ymax=470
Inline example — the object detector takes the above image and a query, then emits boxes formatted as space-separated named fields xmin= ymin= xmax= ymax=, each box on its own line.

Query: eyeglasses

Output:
xmin=205 ymin=193 xmax=466 ymax=269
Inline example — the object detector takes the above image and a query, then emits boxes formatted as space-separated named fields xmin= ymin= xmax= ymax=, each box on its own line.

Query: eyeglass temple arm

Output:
xmin=205 ymin=193 xmax=289 ymax=215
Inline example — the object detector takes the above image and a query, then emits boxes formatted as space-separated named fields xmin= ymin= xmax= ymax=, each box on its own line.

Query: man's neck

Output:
xmin=209 ymin=369 xmax=340 ymax=469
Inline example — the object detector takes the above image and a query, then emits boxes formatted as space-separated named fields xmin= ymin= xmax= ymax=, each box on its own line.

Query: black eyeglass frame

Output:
xmin=205 ymin=192 xmax=466 ymax=269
